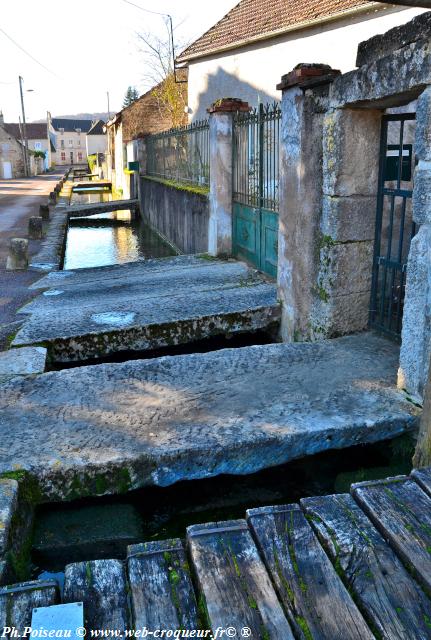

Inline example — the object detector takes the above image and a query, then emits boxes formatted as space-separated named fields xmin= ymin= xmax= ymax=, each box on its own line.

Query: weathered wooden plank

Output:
xmin=0 ymin=580 xmax=59 ymax=634
xmin=352 ymin=477 xmax=431 ymax=593
xmin=412 ymin=467 xmax=431 ymax=496
xmin=63 ymin=559 xmax=129 ymax=632
xmin=187 ymin=520 xmax=294 ymax=639
xmin=247 ymin=504 xmax=373 ymax=640
xmin=302 ymin=492 xmax=431 ymax=639
xmin=127 ymin=539 xmax=199 ymax=632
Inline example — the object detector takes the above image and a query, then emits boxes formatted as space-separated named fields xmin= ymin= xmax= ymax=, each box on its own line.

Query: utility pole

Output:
xmin=18 ymin=76 xmax=29 ymax=177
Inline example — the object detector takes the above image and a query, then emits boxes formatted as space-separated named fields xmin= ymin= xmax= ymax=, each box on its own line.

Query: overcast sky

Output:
xmin=0 ymin=0 xmax=238 ymax=122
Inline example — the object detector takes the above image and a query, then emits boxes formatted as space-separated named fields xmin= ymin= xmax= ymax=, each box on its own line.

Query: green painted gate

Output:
xmin=232 ymin=102 xmax=281 ymax=278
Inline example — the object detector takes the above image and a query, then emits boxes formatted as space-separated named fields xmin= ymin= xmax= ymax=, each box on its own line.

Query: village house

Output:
xmin=177 ymin=0 xmax=428 ymax=120
xmin=106 ymin=80 xmax=187 ymax=197
xmin=49 ymin=116 xmax=93 ymax=166
xmin=0 ymin=113 xmax=51 ymax=178
xmin=85 ymin=119 xmax=107 ymax=156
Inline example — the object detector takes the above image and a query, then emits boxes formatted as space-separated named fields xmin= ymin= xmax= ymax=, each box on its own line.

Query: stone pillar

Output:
xmin=276 ymin=64 xmax=340 ymax=341
xmin=207 ymin=99 xmax=250 ymax=257
xmin=315 ymin=107 xmax=381 ymax=338
xmin=28 ymin=216 xmax=43 ymax=240
xmin=48 ymin=191 xmax=56 ymax=206
xmin=39 ymin=204 xmax=50 ymax=220
xmin=6 ymin=238 xmax=28 ymax=270
xmin=399 ymin=86 xmax=431 ymax=399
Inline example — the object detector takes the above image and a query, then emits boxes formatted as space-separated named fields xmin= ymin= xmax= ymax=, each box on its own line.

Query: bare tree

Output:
xmin=137 ymin=19 xmax=188 ymax=128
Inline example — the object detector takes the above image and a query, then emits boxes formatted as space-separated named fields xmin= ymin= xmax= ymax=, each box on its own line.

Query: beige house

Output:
xmin=49 ymin=117 xmax=93 ymax=166
xmin=177 ymin=0 xmax=427 ymax=121
xmin=0 ymin=114 xmax=51 ymax=178
xmin=86 ymin=120 xmax=107 ymax=156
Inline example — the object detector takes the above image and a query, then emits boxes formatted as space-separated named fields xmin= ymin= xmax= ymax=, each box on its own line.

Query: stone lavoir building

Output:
xmin=271 ymin=10 xmax=431 ymax=401
xmin=177 ymin=9 xmax=430 ymax=402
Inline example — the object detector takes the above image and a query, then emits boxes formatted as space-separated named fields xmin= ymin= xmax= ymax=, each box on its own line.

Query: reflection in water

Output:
xmin=63 ymin=190 xmax=175 ymax=270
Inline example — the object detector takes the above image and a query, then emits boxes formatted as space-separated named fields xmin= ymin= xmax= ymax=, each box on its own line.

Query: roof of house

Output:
xmin=87 ymin=120 xmax=106 ymax=135
xmin=177 ymin=0 xmax=378 ymax=61
xmin=51 ymin=118 xmax=93 ymax=133
xmin=3 ymin=122 xmax=48 ymax=140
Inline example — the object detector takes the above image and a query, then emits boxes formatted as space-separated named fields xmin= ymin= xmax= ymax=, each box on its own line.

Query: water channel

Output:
xmin=63 ymin=188 xmax=175 ymax=270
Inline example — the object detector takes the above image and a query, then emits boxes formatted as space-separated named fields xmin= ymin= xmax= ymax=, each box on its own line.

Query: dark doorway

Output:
xmin=369 ymin=113 xmax=416 ymax=340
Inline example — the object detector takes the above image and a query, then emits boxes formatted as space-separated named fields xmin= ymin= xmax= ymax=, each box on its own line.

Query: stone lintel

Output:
xmin=277 ymin=64 xmax=340 ymax=91
xmin=330 ymin=38 xmax=430 ymax=109
xmin=207 ymin=98 xmax=251 ymax=114
xmin=356 ymin=11 xmax=431 ymax=68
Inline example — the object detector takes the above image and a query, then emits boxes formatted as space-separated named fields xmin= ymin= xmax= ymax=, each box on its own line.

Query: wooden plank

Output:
xmin=247 ymin=504 xmax=373 ymax=640
xmin=352 ymin=477 xmax=431 ymax=593
xmin=302 ymin=492 xmax=431 ymax=639
xmin=63 ymin=559 xmax=129 ymax=631
xmin=0 ymin=580 xmax=59 ymax=633
xmin=127 ymin=539 xmax=199 ymax=632
xmin=187 ymin=520 xmax=294 ymax=639
xmin=412 ymin=467 xmax=431 ymax=496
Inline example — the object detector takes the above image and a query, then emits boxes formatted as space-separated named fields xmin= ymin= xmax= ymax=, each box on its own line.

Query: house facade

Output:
xmin=177 ymin=0 xmax=427 ymax=121
xmin=49 ymin=117 xmax=93 ymax=166
xmin=0 ymin=114 xmax=51 ymax=178
xmin=106 ymin=81 xmax=186 ymax=197
xmin=86 ymin=120 xmax=107 ymax=156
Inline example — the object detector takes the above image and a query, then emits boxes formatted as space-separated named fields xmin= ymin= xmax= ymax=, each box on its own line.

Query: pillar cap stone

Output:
xmin=207 ymin=98 xmax=251 ymax=114
xmin=277 ymin=64 xmax=340 ymax=91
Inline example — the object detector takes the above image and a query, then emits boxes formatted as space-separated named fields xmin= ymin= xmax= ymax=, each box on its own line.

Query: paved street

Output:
xmin=0 ymin=171 xmax=63 ymax=349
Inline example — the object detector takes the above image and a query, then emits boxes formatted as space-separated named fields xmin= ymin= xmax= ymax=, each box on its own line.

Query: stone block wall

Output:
xmin=0 ymin=125 xmax=25 ymax=178
xmin=139 ymin=176 xmax=209 ymax=254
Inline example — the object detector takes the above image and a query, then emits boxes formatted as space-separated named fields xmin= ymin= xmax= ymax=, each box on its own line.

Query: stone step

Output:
xmin=0 ymin=333 xmax=417 ymax=502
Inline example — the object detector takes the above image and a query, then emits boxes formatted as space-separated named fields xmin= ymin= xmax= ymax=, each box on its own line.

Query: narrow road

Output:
xmin=0 ymin=171 xmax=65 ymax=349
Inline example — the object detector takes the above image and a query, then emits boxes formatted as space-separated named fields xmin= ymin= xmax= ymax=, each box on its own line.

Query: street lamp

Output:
xmin=18 ymin=76 xmax=34 ymax=177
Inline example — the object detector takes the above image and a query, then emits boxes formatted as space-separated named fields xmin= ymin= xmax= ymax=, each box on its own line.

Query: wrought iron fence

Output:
xmin=233 ymin=102 xmax=281 ymax=212
xmin=146 ymin=120 xmax=210 ymax=188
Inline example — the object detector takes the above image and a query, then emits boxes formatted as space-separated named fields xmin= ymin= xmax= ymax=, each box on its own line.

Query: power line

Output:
xmin=0 ymin=27 xmax=59 ymax=77
xmin=121 ymin=0 xmax=170 ymax=17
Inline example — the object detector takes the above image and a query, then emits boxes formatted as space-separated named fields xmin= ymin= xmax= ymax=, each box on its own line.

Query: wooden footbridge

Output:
xmin=2 ymin=467 xmax=431 ymax=638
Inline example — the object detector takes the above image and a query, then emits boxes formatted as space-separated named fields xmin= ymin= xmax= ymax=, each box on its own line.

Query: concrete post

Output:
xmin=207 ymin=99 xmax=250 ymax=257
xmin=399 ymin=86 xmax=431 ymax=399
xmin=28 ymin=216 xmax=43 ymax=240
xmin=39 ymin=204 xmax=50 ymax=220
xmin=48 ymin=192 xmax=56 ymax=206
xmin=276 ymin=65 xmax=340 ymax=342
xmin=6 ymin=238 xmax=28 ymax=270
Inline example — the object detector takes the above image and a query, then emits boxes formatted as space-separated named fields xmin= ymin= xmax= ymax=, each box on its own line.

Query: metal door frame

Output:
xmin=369 ymin=113 xmax=416 ymax=340
xmin=232 ymin=102 xmax=280 ymax=278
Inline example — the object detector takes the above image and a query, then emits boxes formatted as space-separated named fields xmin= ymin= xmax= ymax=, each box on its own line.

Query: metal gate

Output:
xmin=232 ymin=102 xmax=281 ymax=278
xmin=369 ymin=113 xmax=416 ymax=340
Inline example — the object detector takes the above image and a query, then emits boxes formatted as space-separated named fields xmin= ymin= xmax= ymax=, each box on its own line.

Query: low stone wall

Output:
xmin=139 ymin=176 xmax=209 ymax=254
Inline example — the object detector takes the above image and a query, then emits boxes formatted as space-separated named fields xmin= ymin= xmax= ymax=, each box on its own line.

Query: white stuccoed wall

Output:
xmin=187 ymin=6 xmax=426 ymax=120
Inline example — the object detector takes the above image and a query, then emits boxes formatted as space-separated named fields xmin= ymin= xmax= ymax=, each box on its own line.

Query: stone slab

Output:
xmin=0 ymin=333 xmax=418 ymax=502
xmin=66 ymin=198 xmax=139 ymax=218
xmin=0 ymin=479 xmax=19 ymax=556
xmin=0 ymin=347 xmax=47 ymax=380
xmin=356 ymin=11 xmax=431 ymax=68
xmin=13 ymin=258 xmax=279 ymax=362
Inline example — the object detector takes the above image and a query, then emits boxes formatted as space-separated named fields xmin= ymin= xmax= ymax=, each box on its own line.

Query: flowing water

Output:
xmin=63 ymin=188 xmax=175 ymax=270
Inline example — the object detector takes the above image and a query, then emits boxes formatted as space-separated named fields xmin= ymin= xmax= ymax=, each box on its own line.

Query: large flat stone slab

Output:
xmin=0 ymin=347 xmax=47 ymax=382
xmin=0 ymin=333 xmax=418 ymax=502
xmin=13 ymin=257 xmax=280 ymax=362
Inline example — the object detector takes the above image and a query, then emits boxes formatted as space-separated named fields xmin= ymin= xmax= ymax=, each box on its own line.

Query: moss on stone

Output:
xmin=143 ymin=175 xmax=209 ymax=196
